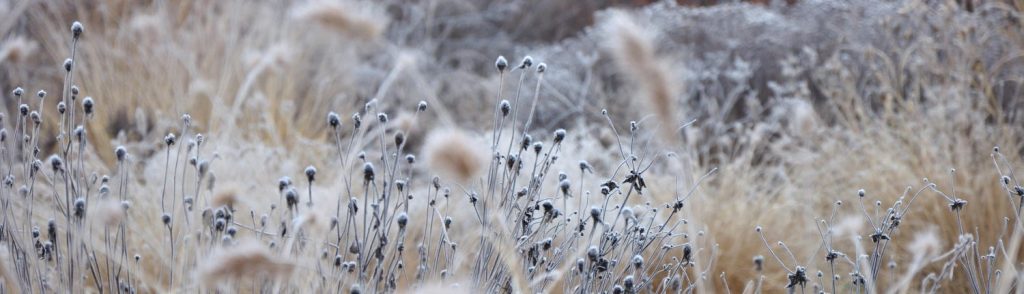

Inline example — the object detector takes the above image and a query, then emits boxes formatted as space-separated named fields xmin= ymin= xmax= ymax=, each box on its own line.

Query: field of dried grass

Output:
xmin=0 ymin=0 xmax=1023 ymax=293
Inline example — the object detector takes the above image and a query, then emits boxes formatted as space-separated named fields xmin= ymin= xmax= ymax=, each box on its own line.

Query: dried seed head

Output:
xmin=18 ymin=104 xmax=28 ymax=116
xmin=12 ymin=87 xmax=23 ymax=97
xmin=57 ymin=102 xmax=66 ymax=114
xmin=532 ymin=142 xmax=543 ymax=154
xmin=417 ymin=100 xmax=428 ymax=112
xmin=82 ymin=97 xmax=94 ymax=115
xmin=71 ymin=21 xmax=84 ymax=38
xmin=632 ymin=254 xmax=644 ymax=269
xmin=500 ymin=100 xmax=511 ymax=116
xmin=278 ymin=176 xmax=292 ymax=192
xmin=396 ymin=212 xmax=408 ymax=229
xmin=73 ymin=198 xmax=86 ymax=219
xmin=394 ymin=132 xmax=405 ymax=146
xmin=48 ymin=154 xmax=63 ymax=172
xmin=553 ymin=129 xmax=566 ymax=143
xmin=537 ymin=63 xmax=547 ymax=73
xmin=161 ymin=213 xmax=171 ymax=226
xmin=305 ymin=165 xmax=317 ymax=182
xmin=405 ymin=154 xmax=415 ymax=164
xmin=36 ymin=90 xmax=46 ymax=98
xmin=363 ymin=162 xmax=375 ymax=182
xmin=857 ymin=189 xmax=865 ymax=198
xmin=495 ymin=56 xmax=508 ymax=72
xmin=63 ymin=58 xmax=73 ymax=72
xmin=327 ymin=112 xmax=341 ymax=128
xmin=587 ymin=246 xmax=599 ymax=260
xmin=519 ymin=56 xmax=533 ymax=69
xmin=29 ymin=111 xmax=40 ymax=125
xmin=444 ymin=216 xmax=453 ymax=229
xmin=115 ymin=146 xmax=128 ymax=162
xmin=377 ymin=112 xmax=388 ymax=123
xmin=352 ymin=113 xmax=362 ymax=128
xmin=71 ymin=85 xmax=79 ymax=96
xmin=164 ymin=133 xmax=176 ymax=146
xmin=590 ymin=207 xmax=602 ymax=221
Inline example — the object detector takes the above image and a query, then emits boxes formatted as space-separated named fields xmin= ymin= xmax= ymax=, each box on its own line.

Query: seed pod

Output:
xmin=305 ymin=165 xmax=317 ymax=182
xmin=495 ymin=56 xmax=508 ymax=72
xmin=71 ymin=21 xmax=84 ymax=38
xmin=327 ymin=112 xmax=341 ymax=128
xmin=82 ymin=97 xmax=94 ymax=115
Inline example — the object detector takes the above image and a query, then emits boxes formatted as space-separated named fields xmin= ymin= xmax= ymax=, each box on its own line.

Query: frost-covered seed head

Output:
xmin=495 ymin=56 xmax=508 ymax=72
xmin=71 ymin=21 xmax=84 ymax=38
xmin=305 ymin=165 xmax=317 ymax=182
xmin=327 ymin=112 xmax=341 ymax=128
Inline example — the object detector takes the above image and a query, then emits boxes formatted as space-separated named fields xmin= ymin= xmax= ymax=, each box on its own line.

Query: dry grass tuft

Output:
xmin=197 ymin=240 xmax=294 ymax=287
xmin=0 ymin=36 xmax=36 ymax=64
xmin=290 ymin=1 xmax=387 ymax=40
xmin=422 ymin=128 xmax=487 ymax=184
xmin=602 ymin=10 xmax=679 ymax=142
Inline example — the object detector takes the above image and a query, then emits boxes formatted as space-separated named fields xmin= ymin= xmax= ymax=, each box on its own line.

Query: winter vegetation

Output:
xmin=0 ymin=0 xmax=1022 ymax=293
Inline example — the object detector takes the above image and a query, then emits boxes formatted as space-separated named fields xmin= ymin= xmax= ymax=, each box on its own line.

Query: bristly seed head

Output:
xmin=71 ymin=21 xmax=84 ymax=38
xmin=83 ymin=97 xmax=94 ymax=115
xmin=417 ymin=100 xmax=428 ymax=112
xmin=37 ymin=90 xmax=46 ymax=98
xmin=396 ymin=212 xmax=408 ymax=229
xmin=115 ymin=146 xmax=128 ymax=162
xmin=12 ymin=87 xmax=23 ymax=97
xmin=377 ymin=112 xmax=388 ymax=123
xmin=500 ymin=100 xmax=511 ymax=116
xmin=327 ymin=112 xmax=341 ymax=128
xmin=553 ymin=129 xmax=566 ymax=144
xmin=19 ymin=104 xmax=28 ymax=116
xmin=363 ymin=162 xmax=375 ymax=182
xmin=164 ymin=133 xmax=176 ymax=146
xmin=495 ymin=56 xmax=508 ymax=72
xmin=537 ymin=63 xmax=546 ymax=73
xmin=64 ymin=58 xmax=73 ymax=72
xmin=857 ymin=189 xmax=865 ymax=197
xmin=305 ymin=165 xmax=317 ymax=182
xmin=519 ymin=56 xmax=533 ymax=69
xmin=57 ymin=102 xmax=66 ymax=114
